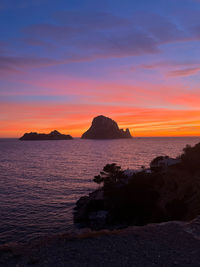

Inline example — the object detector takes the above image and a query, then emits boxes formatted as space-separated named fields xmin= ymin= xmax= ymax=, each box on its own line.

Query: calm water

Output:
xmin=0 ymin=137 xmax=199 ymax=245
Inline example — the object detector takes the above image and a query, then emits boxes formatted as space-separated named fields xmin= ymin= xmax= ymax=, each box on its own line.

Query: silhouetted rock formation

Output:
xmin=19 ymin=130 xmax=73 ymax=141
xmin=81 ymin=115 xmax=132 ymax=139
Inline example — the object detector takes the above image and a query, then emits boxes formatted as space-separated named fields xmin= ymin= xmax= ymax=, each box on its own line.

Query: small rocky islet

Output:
xmin=19 ymin=130 xmax=73 ymax=141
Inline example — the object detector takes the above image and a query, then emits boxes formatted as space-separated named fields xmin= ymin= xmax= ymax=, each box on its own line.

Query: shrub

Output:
xmin=179 ymin=143 xmax=200 ymax=173
xmin=93 ymin=163 xmax=126 ymax=188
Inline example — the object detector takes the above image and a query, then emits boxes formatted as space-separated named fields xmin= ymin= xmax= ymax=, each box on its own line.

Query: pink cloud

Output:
xmin=167 ymin=67 xmax=200 ymax=77
xmin=2 ymin=73 xmax=199 ymax=108
xmin=168 ymin=92 xmax=200 ymax=108
xmin=0 ymin=55 xmax=61 ymax=77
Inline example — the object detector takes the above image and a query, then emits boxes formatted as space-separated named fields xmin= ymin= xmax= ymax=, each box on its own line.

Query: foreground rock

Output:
xmin=19 ymin=130 xmax=73 ymax=141
xmin=2 ymin=217 xmax=200 ymax=266
xmin=81 ymin=115 xmax=132 ymax=139
xmin=74 ymin=189 xmax=108 ymax=229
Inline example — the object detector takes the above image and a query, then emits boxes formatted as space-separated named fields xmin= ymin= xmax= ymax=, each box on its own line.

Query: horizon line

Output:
xmin=1 ymin=135 xmax=200 ymax=139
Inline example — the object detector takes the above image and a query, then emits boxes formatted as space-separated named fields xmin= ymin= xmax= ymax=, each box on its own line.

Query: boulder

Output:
xmin=81 ymin=115 xmax=132 ymax=139
xmin=73 ymin=189 xmax=106 ymax=227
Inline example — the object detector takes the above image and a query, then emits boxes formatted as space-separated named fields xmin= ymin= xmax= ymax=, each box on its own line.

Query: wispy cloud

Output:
xmin=53 ymin=11 xmax=130 ymax=30
xmin=20 ymin=10 xmax=200 ymax=65
xmin=168 ymin=67 xmax=200 ymax=77
xmin=0 ymin=0 xmax=47 ymax=9
xmin=0 ymin=55 xmax=61 ymax=76
xmin=141 ymin=60 xmax=200 ymax=69
xmin=24 ymin=23 xmax=159 ymax=59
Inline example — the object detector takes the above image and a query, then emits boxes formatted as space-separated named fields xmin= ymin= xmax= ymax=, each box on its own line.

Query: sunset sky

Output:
xmin=1 ymin=0 xmax=200 ymax=137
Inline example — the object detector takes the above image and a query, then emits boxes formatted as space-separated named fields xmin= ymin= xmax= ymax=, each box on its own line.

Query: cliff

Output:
xmin=19 ymin=130 xmax=73 ymax=141
xmin=81 ymin=115 xmax=132 ymax=139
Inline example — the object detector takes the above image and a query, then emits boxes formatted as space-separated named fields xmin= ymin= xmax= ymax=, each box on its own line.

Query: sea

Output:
xmin=0 ymin=137 xmax=199 ymax=245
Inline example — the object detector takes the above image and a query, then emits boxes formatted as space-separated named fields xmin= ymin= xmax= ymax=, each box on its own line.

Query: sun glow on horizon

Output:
xmin=1 ymin=107 xmax=200 ymax=138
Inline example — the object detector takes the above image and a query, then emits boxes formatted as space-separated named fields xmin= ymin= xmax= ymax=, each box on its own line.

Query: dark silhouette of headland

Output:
xmin=74 ymin=142 xmax=200 ymax=230
xmin=19 ymin=130 xmax=73 ymax=141
xmin=81 ymin=115 xmax=132 ymax=139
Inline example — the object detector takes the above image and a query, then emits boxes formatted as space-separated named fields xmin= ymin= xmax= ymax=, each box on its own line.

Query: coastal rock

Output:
xmin=81 ymin=115 xmax=132 ymax=139
xmin=150 ymin=156 xmax=181 ymax=171
xmin=19 ymin=130 xmax=73 ymax=141
xmin=74 ymin=196 xmax=91 ymax=223
xmin=74 ymin=189 xmax=106 ymax=229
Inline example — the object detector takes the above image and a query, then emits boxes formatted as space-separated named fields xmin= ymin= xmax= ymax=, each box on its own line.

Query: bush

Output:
xmin=93 ymin=163 xmax=126 ymax=188
xmin=179 ymin=143 xmax=200 ymax=173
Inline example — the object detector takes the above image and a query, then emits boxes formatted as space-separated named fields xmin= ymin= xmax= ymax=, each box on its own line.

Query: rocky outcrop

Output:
xmin=73 ymin=189 xmax=108 ymax=229
xmin=81 ymin=115 xmax=132 ymax=139
xmin=150 ymin=156 xmax=181 ymax=171
xmin=19 ymin=130 xmax=73 ymax=141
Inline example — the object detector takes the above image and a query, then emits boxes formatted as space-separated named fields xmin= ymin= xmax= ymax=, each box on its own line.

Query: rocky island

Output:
xmin=81 ymin=115 xmax=132 ymax=139
xmin=19 ymin=130 xmax=73 ymax=141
